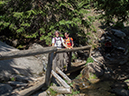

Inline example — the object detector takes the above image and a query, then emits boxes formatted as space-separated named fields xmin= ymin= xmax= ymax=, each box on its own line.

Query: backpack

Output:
xmin=54 ymin=37 xmax=62 ymax=44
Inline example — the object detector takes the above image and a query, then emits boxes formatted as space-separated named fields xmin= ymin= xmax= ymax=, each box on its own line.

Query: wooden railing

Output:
xmin=0 ymin=45 xmax=92 ymax=95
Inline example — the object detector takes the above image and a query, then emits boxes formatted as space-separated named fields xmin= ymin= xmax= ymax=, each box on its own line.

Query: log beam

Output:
xmin=45 ymin=53 xmax=54 ymax=87
xmin=0 ymin=47 xmax=57 ymax=60
xmin=51 ymin=70 xmax=70 ymax=88
xmin=56 ymin=45 xmax=92 ymax=53
xmin=56 ymin=67 xmax=71 ymax=84
xmin=50 ymin=86 xmax=72 ymax=94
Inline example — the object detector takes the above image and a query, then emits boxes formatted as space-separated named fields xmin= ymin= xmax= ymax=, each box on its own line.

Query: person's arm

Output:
xmin=52 ymin=38 xmax=55 ymax=46
xmin=52 ymin=43 xmax=54 ymax=46
xmin=61 ymin=37 xmax=67 ymax=48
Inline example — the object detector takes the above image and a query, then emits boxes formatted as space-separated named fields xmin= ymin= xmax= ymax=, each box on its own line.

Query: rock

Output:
xmin=124 ymin=79 xmax=129 ymax=86
xmin=100 ymin=36 xmax=105 ymax=43
xmin=12 ymin=39 xmax=19 ymax=47
xmin=111 ymin=88 xmax=129 ymax=96
xmin=81 ymin=63 xmax=104 ymax=79
xmin=119 ymin=60 xmax=128 ymax=65
xmin=15 ymin=75 xmax=37 ymax=83
xmin=115 ymin=46 xmax=125 ymax=52
xmin=29 ymin=43 xmax=48 ymax=71
xmin=111 ymin=29 xmax=126 ymax=38
xmin=111 ymin=82 xmax=128 ymax=89
xmin=92 ymin=51 xmax=104 ymax=62
xmin=0 ymin=41 xmax=44 ymax=81
xmin=0 ymin=83 xmax=13 ymax=95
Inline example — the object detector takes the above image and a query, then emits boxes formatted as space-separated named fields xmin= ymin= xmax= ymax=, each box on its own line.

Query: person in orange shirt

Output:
xmin=63 ymin=32 xmax=74 ymax=70
xmin=64 ymin=32 xmax=74 ymax=49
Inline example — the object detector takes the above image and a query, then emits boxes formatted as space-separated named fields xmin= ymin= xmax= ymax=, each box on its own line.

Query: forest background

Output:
xmin=0 ymin=0 xmax=129 ymax=49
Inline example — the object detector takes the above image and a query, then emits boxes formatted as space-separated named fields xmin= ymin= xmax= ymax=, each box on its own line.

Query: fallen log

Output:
xmin=51 ymin=70 xmax=70 ymax=88
xmin=17 ymin=76 xmax=46 ymax=96
xmin=56 ymin=67 xmax=71 ymax=84
xmin=50 ymin=86 xmax=72 ymax=94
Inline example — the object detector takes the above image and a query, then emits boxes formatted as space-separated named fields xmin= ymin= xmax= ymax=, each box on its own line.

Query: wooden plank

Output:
xmin=0 ymin=47 xmax=57 ymax=60
xmin=17 ymin=76 xmax=46 ymax=96
xmin=50 ymin=86 xmax=72 ymax=94
xmin=45 ymin=52 xmax=54 ymax=87
xmin=56 ymin=67 xmax=71 ymax=84
xmin=56 ymin=45 xmax=92 ymax=53
xmin=51 ymin=70 xmax=70 ymax=88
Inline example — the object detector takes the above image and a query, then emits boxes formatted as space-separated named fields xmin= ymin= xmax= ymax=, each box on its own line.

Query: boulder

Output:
xmin=81 ymin=63 xmax=104 ymax=80
xmin=111 ymin=29 xmax=126 ymax=38
xmin=111 ymin=88 xmax=129 ymax=96
xmin=29 ymin=43 xmax=48 ymax=71
xmin=0 ymin=83 xmax=13 ymax=95
xmin=0 ymin=41 xmax=44 ymax=81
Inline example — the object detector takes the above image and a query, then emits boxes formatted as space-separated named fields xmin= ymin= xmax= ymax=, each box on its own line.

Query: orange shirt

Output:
xmin=64 ymin=37 xmax=73 ymax=48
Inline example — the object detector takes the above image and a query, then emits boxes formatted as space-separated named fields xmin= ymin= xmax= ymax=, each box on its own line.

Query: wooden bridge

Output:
xmin=0 ymin=45 xmax=92 ymax=95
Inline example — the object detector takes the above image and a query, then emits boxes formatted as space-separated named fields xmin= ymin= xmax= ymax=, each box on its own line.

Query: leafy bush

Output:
xmin=0 ymin=0 xmax=93 ymax=46
xmin=89 ymin=0 xmax=129 ymax=28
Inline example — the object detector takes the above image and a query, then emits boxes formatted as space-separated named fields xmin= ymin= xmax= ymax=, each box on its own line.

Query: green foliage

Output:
xmin=0 ymin=0 xmax=93 ymax=46
xmin=86 ymin=57 xmax=94 ymax=65
xmin=10 ymin=77 xmax=15 ymax=81
xmin=89 ymin=73 xmax=97 ymax=79
xmin=48 ymin=88 xmax=57 ymax=96
xmin=72 ymin=53 xmax=77 ymax=62
xmin=89 ymin=0 xmax=129 ymax=27
xmin=67 ymin=89 xmax=80 ymax=96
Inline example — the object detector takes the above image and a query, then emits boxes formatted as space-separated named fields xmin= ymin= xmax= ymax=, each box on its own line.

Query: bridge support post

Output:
xmin=45 ymin=52 xmax=54 ymax=87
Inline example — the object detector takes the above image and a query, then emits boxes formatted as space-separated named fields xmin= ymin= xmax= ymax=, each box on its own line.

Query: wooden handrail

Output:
xmin=0 ymin=45 xmax=91 ymax=60
xmin=56 ymin=45 xmax=91 ymax=53
xmin=0 ymin=47 xmax=57 ymax=60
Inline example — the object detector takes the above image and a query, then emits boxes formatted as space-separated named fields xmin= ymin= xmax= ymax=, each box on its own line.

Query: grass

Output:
xmin=86 ymin=57 xmax=94 ymax=65
xmin=48 ymin=88 xmax=57 ymax=96
xmin=89 ymin=73 xmax=97 ymax=79
xmin=67 ymin=89 xmax=80 ymax=96
xmin=10 ymin=77 xmax=15 ymax=81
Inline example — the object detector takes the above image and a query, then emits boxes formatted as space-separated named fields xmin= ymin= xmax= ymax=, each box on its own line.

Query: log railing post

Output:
xmin=45 ymin=52 xmax=54 ymax=87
